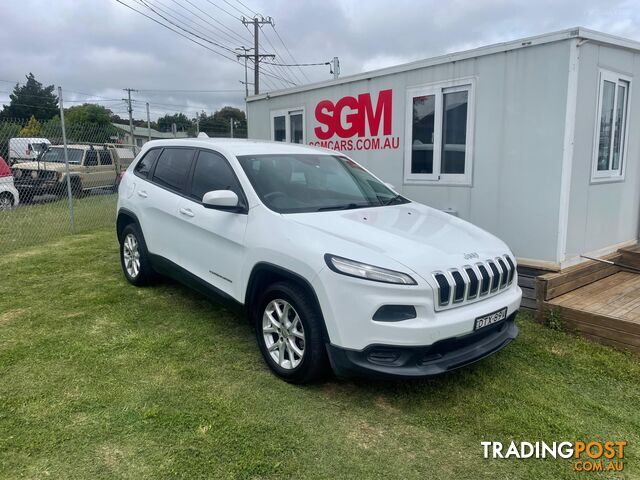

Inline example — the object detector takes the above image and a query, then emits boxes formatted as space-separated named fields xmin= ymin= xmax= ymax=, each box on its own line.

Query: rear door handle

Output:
xmin=137 ymin=190 xmax=148 ymax=198
xmin=179 ymin=207 xmax=195 ymax=218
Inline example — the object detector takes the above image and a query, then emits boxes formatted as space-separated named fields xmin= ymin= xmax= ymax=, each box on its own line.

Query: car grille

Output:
xmin=432 ymin=255 xmax=516 ymax=308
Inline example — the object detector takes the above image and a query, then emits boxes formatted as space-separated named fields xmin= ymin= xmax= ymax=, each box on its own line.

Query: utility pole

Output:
xmin=240 ymin=16 xmax=275 ymax=95
xmin=123 ymin=88 xmax=138 ymax=148
xmin=230 ymin=118 xmax=234 ymax=138
xmin=331 ymin=57 xmax=340 ymax=79
xmin=235 ymin=46 xmax=253 ymax=98
xmin=146 ymin=102 xmax=151 ymax=143
xmin=196 ymin=117 xmax=200 ymax=135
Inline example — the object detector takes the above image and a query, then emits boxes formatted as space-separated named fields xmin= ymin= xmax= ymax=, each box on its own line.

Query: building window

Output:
xmin=271 ymin=108 xmax=305 ymax=144
xmin=592 ymin=70 xmax=631 ymax=182
xmin=404 ymin=80 xmax=474 ymax=184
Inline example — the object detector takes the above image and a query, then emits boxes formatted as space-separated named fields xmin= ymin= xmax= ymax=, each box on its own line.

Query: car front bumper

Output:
xmin=326 ymin=312 xmax=518 ymax=378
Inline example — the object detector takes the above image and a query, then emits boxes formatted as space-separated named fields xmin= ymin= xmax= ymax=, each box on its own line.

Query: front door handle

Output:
xmin=179 ymin=207 xmax=195 ymax=218
xmin=137 ymin=190 xmax=148 ymax=198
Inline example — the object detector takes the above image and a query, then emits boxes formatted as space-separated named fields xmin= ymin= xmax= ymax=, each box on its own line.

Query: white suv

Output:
xmin=116 ymin=139 xmax=522 ymax=383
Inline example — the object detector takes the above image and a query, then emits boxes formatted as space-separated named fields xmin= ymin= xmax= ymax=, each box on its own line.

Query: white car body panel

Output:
xmin=0 ymin=175 xmax=20 ymax=207
xmin=117 ymin=138 xmax=522 ymax=373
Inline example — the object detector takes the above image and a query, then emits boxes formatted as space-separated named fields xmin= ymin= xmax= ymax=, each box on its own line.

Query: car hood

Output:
xmin=288 ymin=202 xmax=511 ymax=279
xmin=13 ymin=161 xmax=67 ymax=172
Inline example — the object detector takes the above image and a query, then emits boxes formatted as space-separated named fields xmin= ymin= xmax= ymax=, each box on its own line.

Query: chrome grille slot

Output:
xmin=504 ymin=255 xmax=516 ymax=284
xmin=477 ymin=264 xmax=491 ymax=295
xmin=433 ymin=273 xmax=451 ymax=306
xmin=487 ymin=261 xmax=500 ymax=292
xmin=432 ymin=254 xmax=517 ymax=308
xmin=464 ymin=267 xmax=479 ymax=299
xmin=497 ymin=258 xmax=509 ymax=288
xmin=450 ymin=270 xmax=465 ymax=303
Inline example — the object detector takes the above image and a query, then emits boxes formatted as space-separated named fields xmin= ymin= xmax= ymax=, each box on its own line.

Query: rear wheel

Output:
xmin=0 ymin=192 xmax=14 ymax=210
xmin=120 ymin=223 xmax=155 ymax=286
xmin=255 ymin=281 xmax=329 ymax=384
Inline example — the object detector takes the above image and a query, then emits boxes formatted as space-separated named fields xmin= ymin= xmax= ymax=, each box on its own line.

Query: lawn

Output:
xmin=0 ymin=229 xmax=639 ymax=479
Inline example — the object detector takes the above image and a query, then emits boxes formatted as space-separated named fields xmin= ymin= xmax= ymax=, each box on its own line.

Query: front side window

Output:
xmin=271 ymin=108 xmax=305 ymax=144
xmin=85 ymin=150 xmax=98 ymax=166
xmin=237 ymin=154 xmax=408 ymax=213
xmin=190 ymin=150 xmax=243 ymax=201
xmin=152 ymin=148 xmax=195 ymax=191
xmin=405 ymin=82 xmax=473 ymax=184
xmin=593 ymin=70 xmax=630 ymax=181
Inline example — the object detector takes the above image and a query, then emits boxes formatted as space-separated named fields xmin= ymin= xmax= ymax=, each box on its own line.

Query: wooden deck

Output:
xmin=534 ymin=246 xmax=640 ymax=354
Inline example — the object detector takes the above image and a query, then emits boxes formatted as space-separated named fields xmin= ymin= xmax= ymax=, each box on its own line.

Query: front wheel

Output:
xmin=255 ymin=281 xmax=329 ymax=384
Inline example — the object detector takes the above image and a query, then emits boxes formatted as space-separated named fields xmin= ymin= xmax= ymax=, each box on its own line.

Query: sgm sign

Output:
xmin=308 ymin=89 xmax=400 ymax=151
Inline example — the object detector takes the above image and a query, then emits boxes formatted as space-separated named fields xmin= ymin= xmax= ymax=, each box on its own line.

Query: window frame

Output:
xmin=404 ymin=78 xmax=475 ymax=186
xmin=270 ymin=107 xmax=306 ymax=144
xmin=591 ymin=69 xmax=632 ymax=183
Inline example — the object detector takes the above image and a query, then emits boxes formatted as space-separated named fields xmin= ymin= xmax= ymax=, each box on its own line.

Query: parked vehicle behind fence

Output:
xmin=8 ymin=137 xmax=51 ymax=164
xmin=116 ymin=138 xmax=522 ymax=384
xmin=11 ymin=144 xmax=135 ymax=201
xmin=0 ymin=156 xmax=19 ymax=210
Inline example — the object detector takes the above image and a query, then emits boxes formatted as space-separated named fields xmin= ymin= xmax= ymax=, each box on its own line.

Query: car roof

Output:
xmin=141 ymin=138 xmax=337 ymax=157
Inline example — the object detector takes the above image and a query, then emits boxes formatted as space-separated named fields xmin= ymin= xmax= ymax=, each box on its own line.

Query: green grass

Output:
xmin=1 ymin=229 xmax=639 ymax=479
xmin=0 ymin=193 xmax=116 ymax=253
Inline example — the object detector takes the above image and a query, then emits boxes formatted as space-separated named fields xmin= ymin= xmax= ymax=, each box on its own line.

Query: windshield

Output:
xmin=237 ymin=154 xmax=408 ymax=213
xmin=39 ymin=147 xmax=83 ymax=164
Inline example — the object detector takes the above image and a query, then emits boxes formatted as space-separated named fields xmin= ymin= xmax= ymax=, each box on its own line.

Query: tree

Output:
xmin=199 ymin=106 xmax=247 ymax=137
xmin=18 ymin=116 xmax=42 ymax=137
xmin=1 ymin=73 xmax=58 ymax=120
xmin=157 ymin=113 xmax=193 ymax=133
xmin=65 ymin=103 xmax=112 ymax=126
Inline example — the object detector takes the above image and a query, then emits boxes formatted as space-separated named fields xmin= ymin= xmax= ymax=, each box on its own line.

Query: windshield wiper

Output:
xmin=316 ymin=203 xmax=368 ymax=212
xmin=383 ymin=194 xmax=405 ymax=206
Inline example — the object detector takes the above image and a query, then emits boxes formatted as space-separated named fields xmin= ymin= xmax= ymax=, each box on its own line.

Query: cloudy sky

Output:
xmin=1 ymin=0 xmax=639 ymax=120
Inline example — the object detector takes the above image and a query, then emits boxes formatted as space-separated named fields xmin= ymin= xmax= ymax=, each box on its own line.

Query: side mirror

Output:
xmin=202 ymin=190 xmax=240 ymax=210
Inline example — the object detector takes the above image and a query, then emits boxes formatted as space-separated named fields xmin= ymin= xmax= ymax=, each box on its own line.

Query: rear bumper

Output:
xmin=326 ymin=312 xmax=518 ymax=379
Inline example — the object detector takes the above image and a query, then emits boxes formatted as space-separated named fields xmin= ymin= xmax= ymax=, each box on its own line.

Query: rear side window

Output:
xmin=85 ymin=150 xmax=98 ymax=166
xmin=99 ymin=150 xmax=112 ymax=165
xmin=134 ymin=148 xmax=161 ymax=178
xmin=190 ymin=150 xmax=243 ymax=201
xmin=152 ymin=148 xmax=195 ymax=191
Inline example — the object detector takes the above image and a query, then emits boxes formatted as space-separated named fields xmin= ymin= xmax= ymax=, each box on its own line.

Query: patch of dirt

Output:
xmin=98 ymin=444 xmax=125 ymax=469
xmin=347 ymin=419 xmax=386 ymax=449
xmin=374 ymin=395 xmax=401 ymax=414
xmin=0 ymin=308 xmax=28 ymax=326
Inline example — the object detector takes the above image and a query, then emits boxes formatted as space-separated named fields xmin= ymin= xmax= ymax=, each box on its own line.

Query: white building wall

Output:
xmin=248 ymin=41 xmax=573 ymax=265
xmin=565 ymin=42 xmax=640 ymax=262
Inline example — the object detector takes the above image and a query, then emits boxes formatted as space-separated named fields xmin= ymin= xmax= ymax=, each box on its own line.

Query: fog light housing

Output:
xmin=372 ymin=305 xmax=417 ymax=322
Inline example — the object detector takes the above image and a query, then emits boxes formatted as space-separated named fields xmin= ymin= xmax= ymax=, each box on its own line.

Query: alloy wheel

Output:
xmin=123 ymin=233 xmax=141 ymax=278
xmin=262 ymin=299 xmax=306 ymax=370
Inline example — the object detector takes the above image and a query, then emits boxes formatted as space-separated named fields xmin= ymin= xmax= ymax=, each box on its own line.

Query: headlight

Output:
xmin=13 ymin=169 xmax=22 ymax=178
xmin=31 ymin=170 xmax=38 ymax=179
xmin=324 ymin=254 xmax=417 ymax=285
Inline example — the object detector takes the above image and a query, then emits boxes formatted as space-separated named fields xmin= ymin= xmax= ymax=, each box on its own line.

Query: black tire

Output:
xmin=71 ymin=178 xmax=83 ymax=198
xmin=119 ymin=223 xmax=156 ymax=286
xmin=255 ymin=281 xmax=329 ymax=384
xmin=0 ymin=192 xmax=14 ymax=210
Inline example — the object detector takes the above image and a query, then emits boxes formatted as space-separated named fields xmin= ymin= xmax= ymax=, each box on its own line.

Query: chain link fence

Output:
xmin=0 ymin=92 xmax=248 ymax=254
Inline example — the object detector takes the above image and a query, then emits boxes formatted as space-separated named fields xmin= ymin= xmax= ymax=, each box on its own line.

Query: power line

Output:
xmin=259 ymin=25 xmax=301 ymax=85
xmin=234 ymin=0 xmax=258 ymax=16
xmin=113 ymin=0 xmax=294 ymax=86
xmin=271 ymin=25 xmax=311 ymax=83
xmin=136 ymin=88 xmax=244 ymax=93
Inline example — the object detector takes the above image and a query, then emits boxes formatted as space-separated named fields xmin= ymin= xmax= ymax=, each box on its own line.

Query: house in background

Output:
xmin=111 ymin=123 xmax=188 ymax=148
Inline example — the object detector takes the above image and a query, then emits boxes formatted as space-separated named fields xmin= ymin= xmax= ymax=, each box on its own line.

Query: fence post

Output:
xmin=58 ymin=86 xmax=75 ymax=233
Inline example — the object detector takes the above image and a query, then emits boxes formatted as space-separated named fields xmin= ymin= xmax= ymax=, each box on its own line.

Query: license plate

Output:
xmin=474 ymin=307 xmax=507 ymax=331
